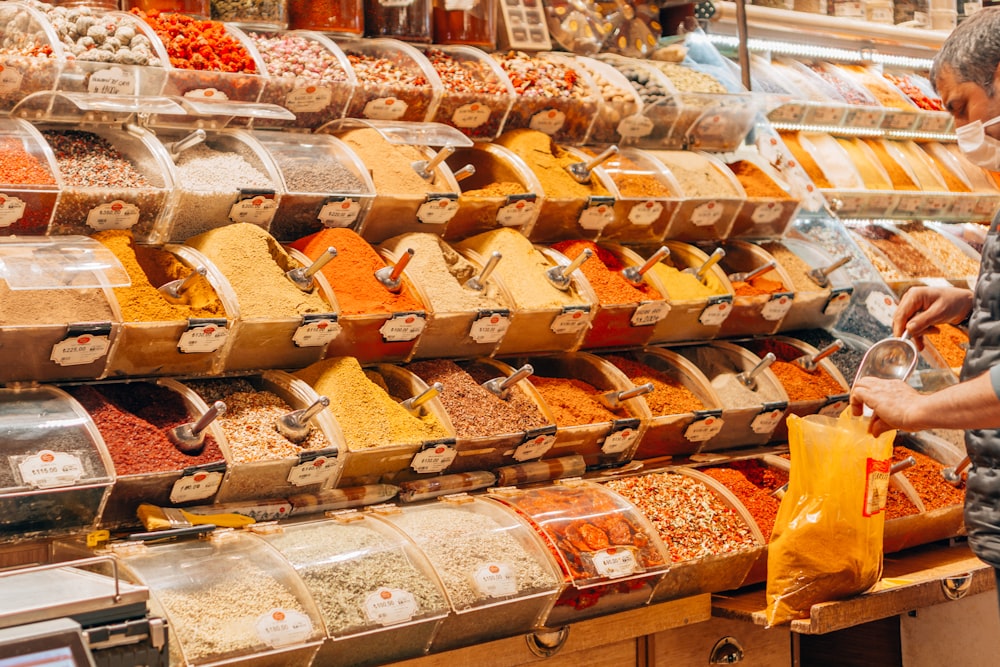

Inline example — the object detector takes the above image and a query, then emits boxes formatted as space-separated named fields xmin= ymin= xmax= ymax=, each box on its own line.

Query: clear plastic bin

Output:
xmin=644 ymin=150 xmax=743 ymax=242
xmin=422 ymin=45 xmax=515 ymax=142
xmin=374 ymin=495 xmax=562 ymax=651
xmin=715 ymin=240 xmax=796 ymax=338
xmin=595 ymin=54 xmax=682 ymax=148
xmin=598 ymin=148 xmax=682 ymax=245
xmin=253 ymin=512 xmax=449 ymax=667
xmin=724 ymin=153 xmax=800 ymax=239
xmin=0 ymin=116 xmax=60 ymax=235
xmin=573 ymin=56 xmax=644 ymax=146
xmin=340 ymin=38 xmax=443 ymax=123
xmin=758 ymin=238 xmax=853 ymax=333
xmin=0 ymin=2 xmax=63 ymax=113
xmin=679 ymin=91 xmax=760 ymax=153
xmin=255 ymin=130 xmax=374 ymax=242
xmin=0 ymin=384 xmax=114 ymax=541
xmin=488 ymin=479 xmax=669 ymax=627
xmin=211 ymin=0 xmax=288 ymax=29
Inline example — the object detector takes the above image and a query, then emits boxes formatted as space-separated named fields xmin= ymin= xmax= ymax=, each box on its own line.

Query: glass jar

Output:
xmin=365 ymin=0 xmax=432 ymax=42
xmin=121 ymin=0 xmax=210 ymax=18
xmin=432 ymin=0 xmax=496 ymax=49
xmin=210 ymin=0 xmax=288 ymax=28
xmin=288 ymin=0 xmax=363 ymax=34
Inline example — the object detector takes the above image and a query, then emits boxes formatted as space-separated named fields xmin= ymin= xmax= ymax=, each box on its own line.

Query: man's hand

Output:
xmin=850 ymin=376 xmax=928 ymax=436
xmin=893 ymin=286 xmax=973 ymax=341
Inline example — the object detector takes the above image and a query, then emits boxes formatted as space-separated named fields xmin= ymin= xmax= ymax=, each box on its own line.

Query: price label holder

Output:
xmin=630 ymin=300 xmax=670 ymax=327
xmin=293 ymin=313 xmax=342 ymax=348
xmin=864 ymin=290 xmax=897 ymax=328
xmin=550 ymin=304 xmax=591 ymax=335
xmin=750 ymin=401 xmax=787 ymax=435
xmin=761 ymin=291 xmax=794 ymax=321
xmin=683 ymin=408 xmax=724 ymax=443
xmin=497 ymin=193 xmax=538 ymax=227
xmin=512 ymin=425 xmax=557 ymax=462
xmin=86 ymin=199 xmax=140 ymax=231
xmin=617 ymin=114 xmax=654 ymax=139
xmin=170 ymin=461 xmax=226 ymax=504
xmin=417 ymin=193 xmax=460 ymax=225
xmin=287 ymin=447 xmax=341 ymax=487
xmin=0 ymin=193 xmax=26 ymax=227
xmin=380 ymin=311 xmax=427 ymax=342
xmin=822 ymin=286 xmax=853 ymax=317
xmin=699 ymin=294 xmax=733 ymax=327
xmin=230 ymin=189 xmax=278 ymax=225
xmin=469 ymin=308 xmax=511 ymax=344
xmin=601 ymin=418 xmax=641 ymax=456
xmin=51 ymin=322 xmax=112 ymax=367
xmin=844 ymin=107 xmax=883 ymax=129
xmin=578 ymin=196 xmax=616 ymax=231
xmin=178 ymin=317 xmax=229 ymax=354
xmin=319 ymin=196 xmax=363 ymax=228
xmin=768 ymin=102 xmax=806 ymax=124
xmin=819 ymin=393 xmax=850 ymax=418
xmin=410 ymin=439 xmax=458 ymax=474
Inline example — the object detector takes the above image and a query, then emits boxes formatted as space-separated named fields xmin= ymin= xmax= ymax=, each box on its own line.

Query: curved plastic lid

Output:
xmin=322 ymin=119 xmax=473 ymax=147
xmin=12 ymin=91 xmax=185 ymax=123
xmin=0 ymin=236 xmax=130 ymax=290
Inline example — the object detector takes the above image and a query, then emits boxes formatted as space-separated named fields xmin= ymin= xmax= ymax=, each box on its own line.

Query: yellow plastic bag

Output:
xmin=764 ymin=411 xmax=895 ymax=627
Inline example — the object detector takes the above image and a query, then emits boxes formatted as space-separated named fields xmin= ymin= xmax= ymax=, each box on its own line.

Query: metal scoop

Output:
xmin=852 ymin=331 xmax=919 ymax=386
xmin=728 ymin=260 xmax=777 ymax=284
xmin=452 ymin=164 xmax=476 ymax=182
xmin=792 ymin=339 xmax=843 ymax=373
xmin=942 ymin=455 xmax=970 ymax=486
xmin=275 ymin=396 xmax=330 ymax=444
xmin=621 ymin=246 xmax=669 ymax=287
xmin=598 ymin=382 xmax=654 ymax=410
xmin=286 ymin=247 xmax=337 ymax=292
xmin=168 ymin=400 xmax=226 ymax=456
xmin=158 ymin=266 xmax=207 ymax=303
xmin=465 ymin=251 xmax=501 ymax=291
xmin=482 ymin=363 xmax=533 ymax=400
xmin=735 ymin=352 xmax=776 ymax=391
xmin=400 ymin=382 xmax=443 ymax=416
xmin=565 ymin=145 xmax=619 ymax=184
xmin=682 ymin=247 xmax=725 ymax=283
xmin=774 ymin=455 xmax=917 ymax=499
xmin=375 ymin=248 xmax=414 ymax=292
xmin=546 ymin=248 xmax=592 ymax=291
xmin=808 ymin=255 xmax=851 ymax=288
xmin=166 ymin=129 xmax=206 ymax=162
xmin=412 ymin=144 xmax=455 ymax=181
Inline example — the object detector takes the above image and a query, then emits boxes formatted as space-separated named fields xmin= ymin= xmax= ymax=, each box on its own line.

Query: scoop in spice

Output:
xmin=683 ymin=247 xmax=725 ymax=282
xmin=807 ymin=255 xmax=851 ymax=288
xmin=400 ymin=382 xmax=443 ymax=417
xmin=482 ymin=363 xmax=533 ymax=399
xmin=286 ymin=246 xmax=337 ymax=291
xmin=565 ymin=144 xmax=619 ymax=184
xmin=275 ymin=396 xmax=331 ymax=445
xmin=546 ymin=247 xmax=592 ymax=290
xmin=158 ymin=266 xmax=207 ymax=303
xmin=375 ymin=247 xmax=414 ymax=292
xmin=622 ymin=245 xmax=669 ymax=287
xmin=412 ymin=144 xmax=455 ymax=182
xmin=735 ymin=352 xmax=776 ymax=391
xmin=168 ymin=400 xmax=226 ymax=456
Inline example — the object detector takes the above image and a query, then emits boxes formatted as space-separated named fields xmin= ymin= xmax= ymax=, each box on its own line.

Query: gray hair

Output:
xmin=931 ymin=7 xmax=1000 ymax=96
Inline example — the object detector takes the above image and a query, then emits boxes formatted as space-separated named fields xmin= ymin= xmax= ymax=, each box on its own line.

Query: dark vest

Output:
xmin=960 ymin=209 xmax=1000 ymax=568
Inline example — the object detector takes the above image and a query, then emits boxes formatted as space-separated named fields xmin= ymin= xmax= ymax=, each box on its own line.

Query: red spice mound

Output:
xmin=552 ymin=240 xmax=661 ymax=305
xmin=132 ymin=9 xmax=256 ymax=73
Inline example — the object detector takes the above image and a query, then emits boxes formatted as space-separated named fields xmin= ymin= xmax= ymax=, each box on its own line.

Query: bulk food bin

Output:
xmin=379 ymin=232 xmax=514 ymax=360
xmin=643 ymin=240 xmax=735 ymax=344
xmin=601 ymin=348 xmax=724 ymax=460
xmin=422 ymin=45 xmax=515 ymax=142
xmin=713 ymin=239 xmax=796 ymax=338
xmin=573 ymin=56 xmax=644 ymax=146
xmin=838 ymin=63 xmax=921 ymax=132
xmin=182 ymin=372 xmax=346 ymax=504
xmin=12 ymin=92 xmax=177 ymax=242
xmin=920 ymin=142 xmax=999 ymax=221
xmin=442 ymin=143 xmax=544 ymax=240
xmin=293 ymin=358 xmax=456 ymax=487
xmin=0 ymin=384 xmax=114 ymax=541
xmin=860 ymin=138 xmax=949 ymax=219
xmin=0 ymin=235 xmax=128 ymax=384
xmin=845 ymin=221 xmax=949 ymax=295
xmin=100 ymin=237 xmax=239 ymax=378
xmin=97 ymin=530 xmax=325 ymax=667
xmin=254 ymin=130 xmax=374 ymax=242
xmin=456 ymin=228 xmax=596 ymax=356
xmin=594 ymin=54 xmax=682 ymax=148
xmin=488 ymin=479 xmax=669 ymax=627
xmin=339 ymin=38 xmax=442 ymax=123
xmin=404 ymin=357 xmax=556 ymax=473
xmin=0 ymin=116 xmax=60 ymax=235
xmin=245 ymin=29 xmax=356 ymax=130
xmin=182 ymin=222 xmax=340 ymax=373
xmin=251 ymin=511 xmax=450 ymax=667
xmin=596 ymin=148 xmax=682 ymax=245
xmin=724 ymin=153 xmax=800 ymax=239
xmin=602 ymin=467 xmax=765 ymax=602
xmin=372 ymin=495 xmax=562 ymax=651
xmin=0 ymin=2 xmax=63 ymax=113
xmin=644 ymin=150 xmax=743 ymax=242
xmin=513 ymin=352 xmax=652 ymax=470
xmin=676 ymin=341 xmax=790 ymax=451
xmin=68 ymin=379 xmax=229 ymax=531
xmin=319 ymin=119 xmax=466 ymax=243
xmin=939 ymin=142 xmax=1000 ymax=220
xmin=491 ymin=51 xmax=600 ymax=146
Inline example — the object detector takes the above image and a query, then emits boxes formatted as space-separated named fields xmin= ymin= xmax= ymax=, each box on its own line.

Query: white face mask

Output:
xmin=957 ymin=115 xmax=1000 ymax=168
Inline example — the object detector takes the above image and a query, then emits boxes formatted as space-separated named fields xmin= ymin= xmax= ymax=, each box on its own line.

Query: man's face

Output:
xmin=936 ymin=63 xmax=1000 ymax=137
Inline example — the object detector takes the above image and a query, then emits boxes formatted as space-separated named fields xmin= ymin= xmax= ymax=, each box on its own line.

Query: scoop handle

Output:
xmin=389 ymin=248 xmax=414 ymax=283
xmin=499 ymin=364 xmax=533 ymax=392
xmin=634 ymin=246 xmax=669 ymax=278
xmin=810 ymin=339 xmax=844 ymax=365
xmin=696 ymin=247 xmax=725 ymax=281
xmin=192 ymin=401 xmax=226 ymax=436
xmin=583 ymin=144 xmax=619 ymax=172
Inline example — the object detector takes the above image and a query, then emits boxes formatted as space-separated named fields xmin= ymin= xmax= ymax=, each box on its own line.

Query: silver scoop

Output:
xmin=452 ymin=164 xmax=476 ymax=181
xmin=774 ymin=455 xmax=917 ymax=499
xmin=808 ymin=255 xmax=851 ymax=288
xmin=286 ymin=247 xmax=337 ymax=291
xmin=400 ymin=382 xmax=442 ymax=416
xmin=942 ymin=455 xmax=970 ymax=486
xmin=465 ymin=251 xmax=501 ymax=291
xmin=736 ymin=352 xmax=776 ymax=391
xmin=158 ymin=266 xmax=207 ymax=303
xmin=683 ymin=247 xmax=725 ymax=283
xmin=168 ymin=400 xmax=226 ymax=456
xmin=565 ymin=145 xmax=619 ymax=184
xmin=622 ymin=246 xmax=668 ymax=287
xmin=546 ymin=248 xmax=592 ymax=291
xmin=166 ymin=129 xmax=206 ymax=162
xmin=482 ymin=363 xmax=533 ymax=399
xmin=375 ymin=248 xmax=414 ymax=292
xmin=412 ymin=144 xmax=455 ymax=181
xmin=852 ymin=331 xmax=919 ymax=386
xmin=792 ymin=339 xmax=843 ymax=372
xmin=598 ymin=382 xmax=654 ymax=410
xmin=728 ymin=260 xmax=777 ymax=284
xmin=276 ymin=396 xmax=330 ymax=444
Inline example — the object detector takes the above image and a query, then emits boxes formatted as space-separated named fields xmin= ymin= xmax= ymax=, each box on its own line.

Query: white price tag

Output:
xmin=50 ymin=331 xmax=110 ymax=367
xmin=698 ymin=297 xmax=733 ymax=326
xmin=550 ymin=306 xmax=590 ymax=335
xmin=883 ymin=110 xmax=918 ymax=130
xmin=285 ymin=85 xmax=333 ymax=113
xmin=417 ymin=197 xmax=459 ymax=224
xmin=761 ymin=292 xmax=794 ymax=321
xmin=364 ymin=96 xmax=408 ymax=120
xmin=750 ymin=408 xmax=784 ymax=435
xmin=919 ymin=113 xmax=952 ymax=133
xmin=578 ymin=199 xmax=615 ymax=231
xmin=844 ymin=108 xmax=882 ymax=128
xmin=768 ymin=102 xmax=805 ymax=123
xmin=169 ymin=471 xmax=224 ymax=504
xmin=512 ymin=430 xmax=556 ymax=461
xmin=319 ymin=198 xmax=362 ymax=228
xmin=380 ymin=312 xmax=426 ymax=342
xmin=230 ymin=194 xmax=277 ymax=224
xmin=616 ymin=114 xmax=654 ymax=138
xmin=529 ymin=109 xmax=566 ymax=134
xmin=177 ymin=320 xmax=228 ymax=354
xmin=293 ymin=315 xmax=342 ymax=348
xmin=751 ymin=202 xmax=784 ymax=225
xmin=469 ymin=310 xmax=510 ymax=344
xmin=365 ymin=587 xmax=419 ymax=626
xmin=691 ymin=201 xmax=723 ymax=227
xmin=452 ymin=102 xmax=491 ymax=129
xmin=894 ymin=195 xmax=920 ymax=215
xmin=591 ymin=547 xmax=640 ymax=578
xmin=0 ymin=194 xmax=26 ymax=227
xmin=15 ymin=450 xmax=84 ymax=489
xmin=473 ymin=563 xmax=518 ymax=597
xmin=683 ymin=414 xmax=724 ymax=442
xmin=410 ymin=442 xmax=458 ymax=474
xmin=627 ymin=200 xmax=663 ymax=226
xmin=0 ymin=64 xmax=23 ymax=94
xmin=184 ymin=87 xmax=229 ymax=101
xmin=823 ymin=288 xmax=852 ymax=317
xmin=255 ymin=609 xmax=314 ymax=648
xmin=922 ymin=196 xmax=950 ymax=215
xmin=630 ymin=300 xmax=669 ymax=327
xmin=602 ymin=422 xmax=640 ymax=455
xmin=88 ymin=67 xmax=136 ymax=96
xmin=836 ymin=194 xmax=864 ymax=216
xmin=809 ymin=105 xmax=844 ymax=124
xmin=497 ymin=197 xmax=537 ymax=227
xmin=287 ymin=455 xmax=339 ymax=487
xmin=865 ymin=290 xmax=897 ymax=328
xmin=86 ymin=200 xmax=140 ymax=231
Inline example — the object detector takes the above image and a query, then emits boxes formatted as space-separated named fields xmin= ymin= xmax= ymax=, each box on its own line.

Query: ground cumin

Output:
xmin=778 ymin=132 xmax=833 ymax=188
xmin=604 ymin=355 xmax=704 ymax=415
xmin=462 ymin=181 xmax=526 ymax=198
xmin=551 ymin=240 xmax=661 ymax=305
xmin=530 ymin=375 xmax=624 ymax=426
xmin=757 ymin=241 xmax=824 ymax=293
xmin=727 ymin=161 xmax=789 ymax=198
xmin=494 ymin=129 xmax=610 ymax=199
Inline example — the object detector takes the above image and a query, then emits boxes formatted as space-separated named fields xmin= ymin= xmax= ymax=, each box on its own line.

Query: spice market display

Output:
xmin=0 ymin=1 xmax=988 ymax=665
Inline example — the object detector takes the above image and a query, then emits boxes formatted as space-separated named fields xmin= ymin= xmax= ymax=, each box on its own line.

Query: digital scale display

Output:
xmin=0 ymin=619 xmax=94 ymax=667
xmin=0 ymin=646 xmax=79 ymax=667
